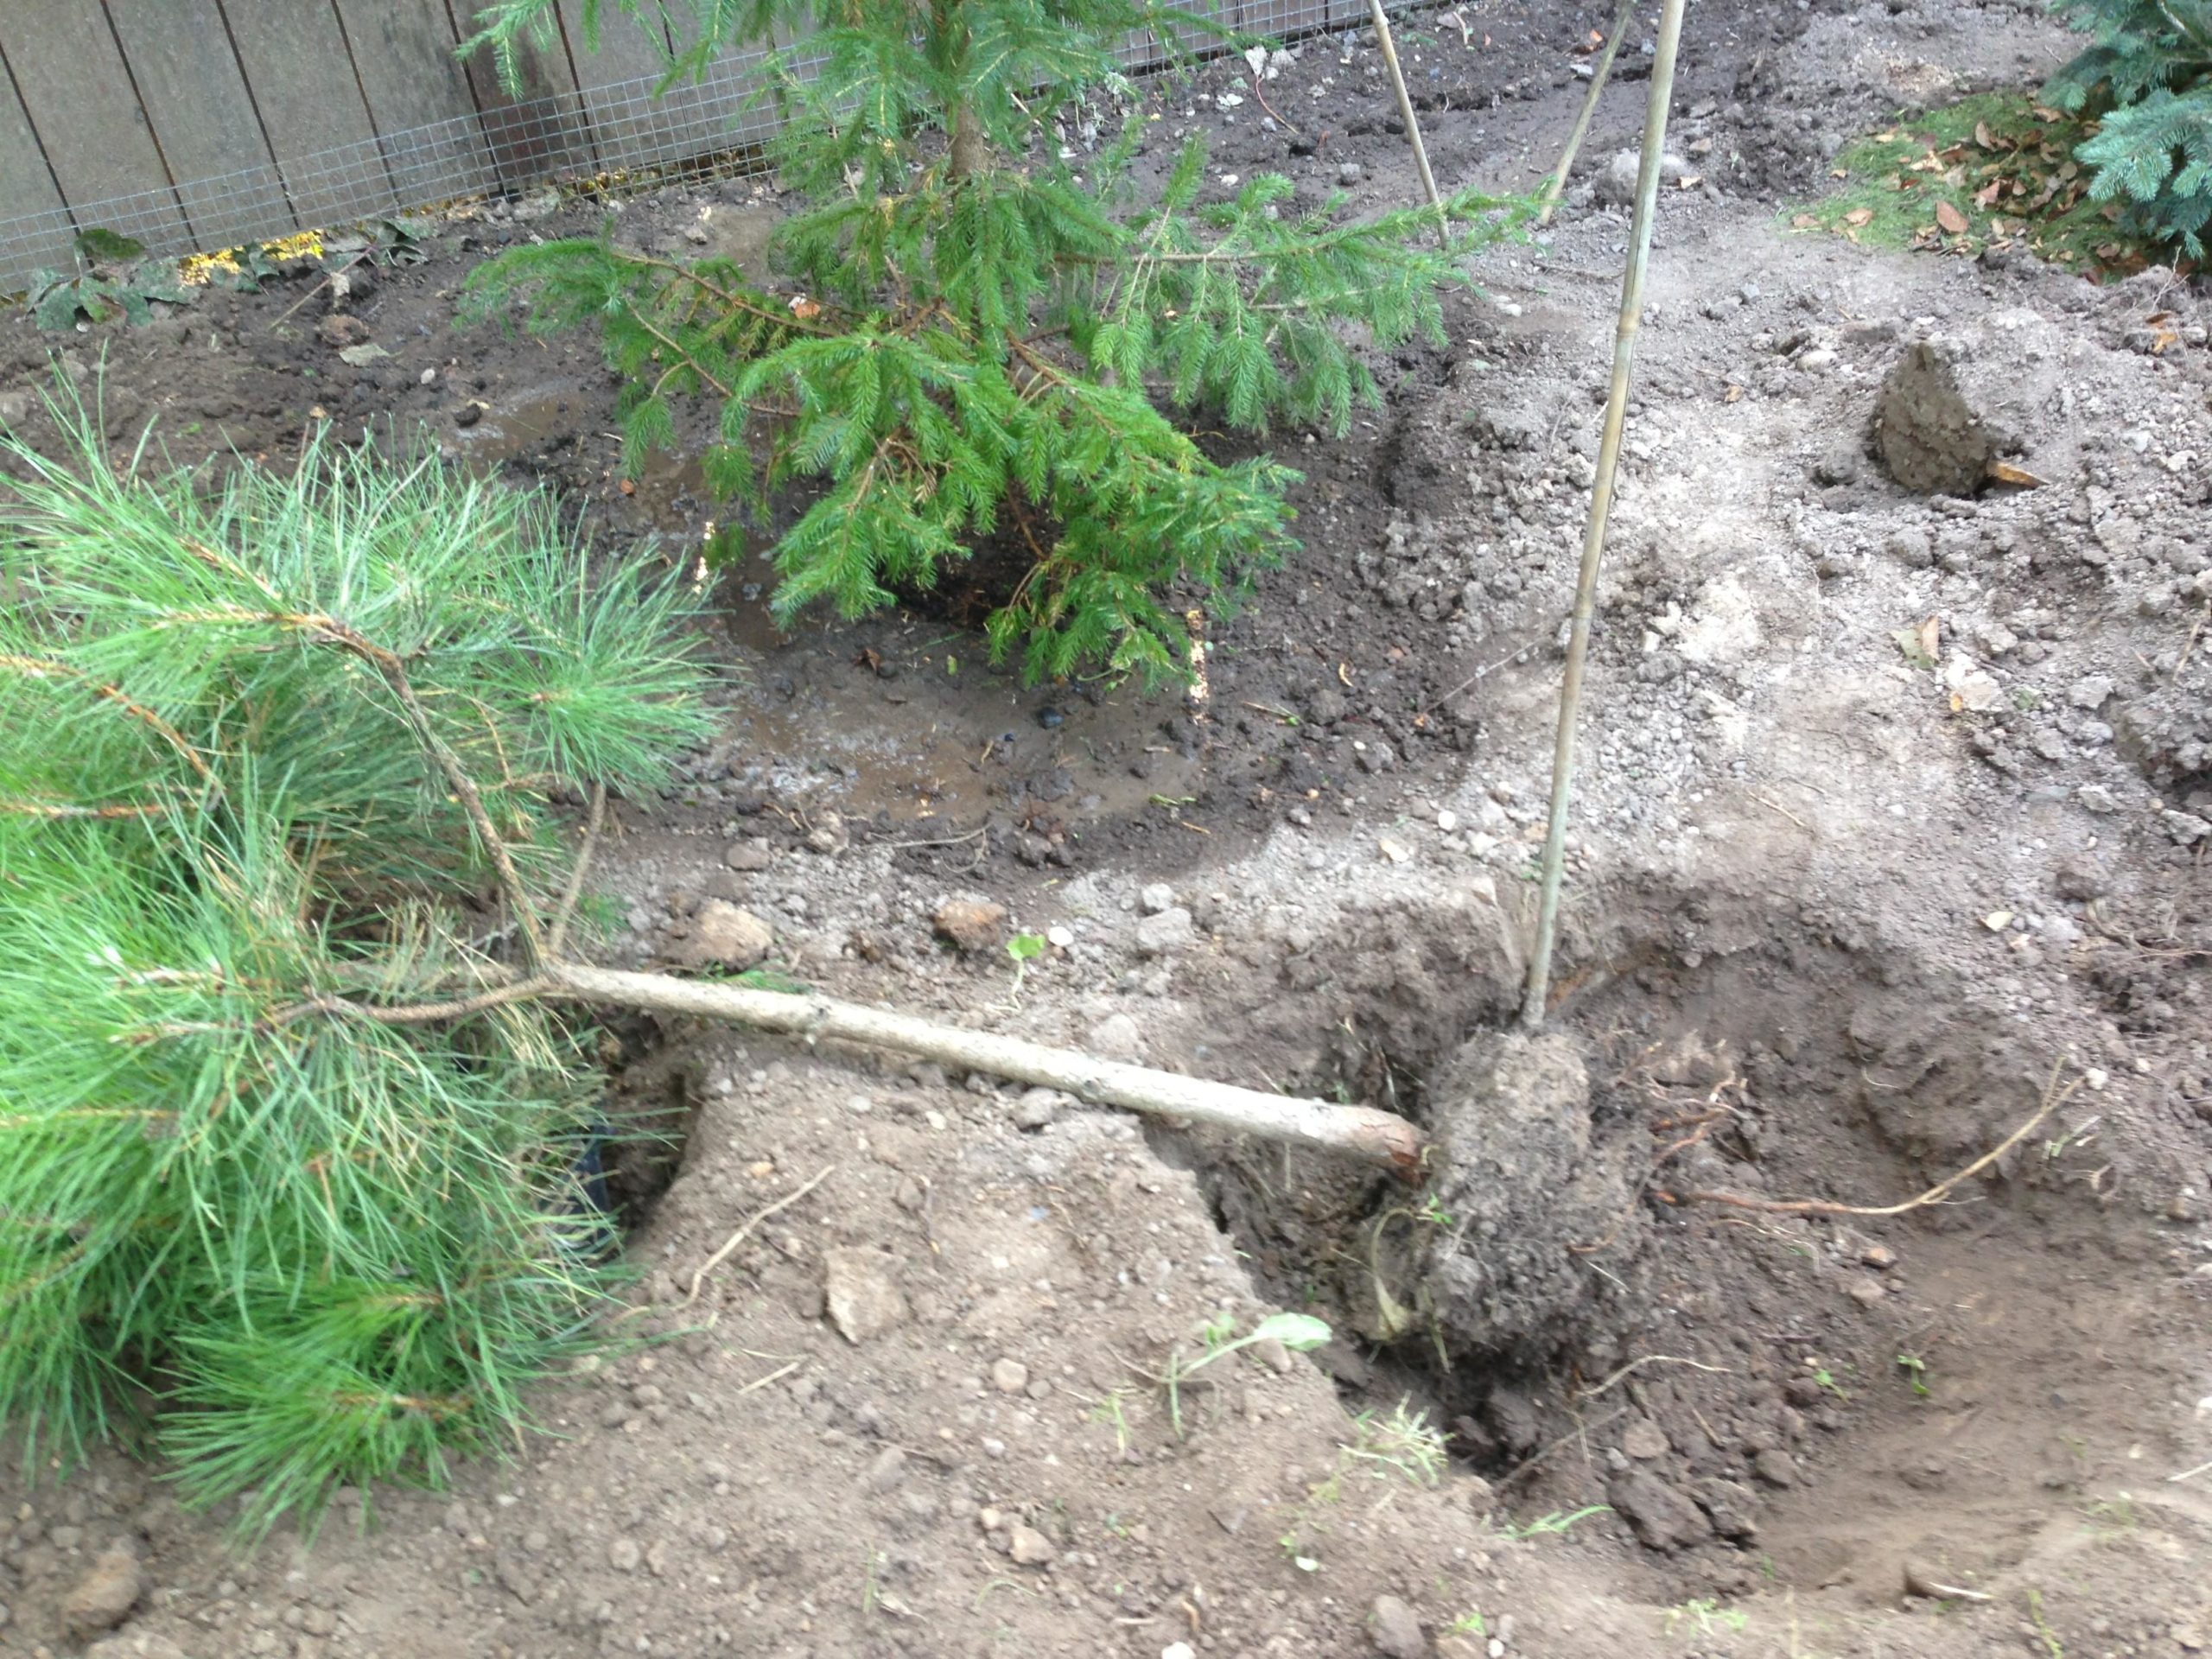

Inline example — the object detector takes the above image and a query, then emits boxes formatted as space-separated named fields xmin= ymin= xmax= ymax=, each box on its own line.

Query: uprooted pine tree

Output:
xmin=0 ymin=415 xmax=1421 ymax=1536
xmin=460 ymin=0 xmax=1527 ymax=683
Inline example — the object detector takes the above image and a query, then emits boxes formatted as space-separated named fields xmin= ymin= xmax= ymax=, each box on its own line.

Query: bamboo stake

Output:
xmin=1363 ymin=0 xmax=1446 ymax=239
xmin=541 ymin=963 xmax=1430 ymax=1175
xmin=1539 ymin=0 xmax=1637 ymax=227
xmin=1520 ymin=0 xmax=1688 ymax=1031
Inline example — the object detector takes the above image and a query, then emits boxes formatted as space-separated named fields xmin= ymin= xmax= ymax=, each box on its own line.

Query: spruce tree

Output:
xmin=461 ymin=0 xmax=1526 ymax=683
xmin=2048 ymin=0 xmax=2212 ymax=253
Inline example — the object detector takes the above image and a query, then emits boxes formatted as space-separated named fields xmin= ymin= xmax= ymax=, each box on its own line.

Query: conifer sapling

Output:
xmin=461 ymin=0 xmax=1528 ymax=683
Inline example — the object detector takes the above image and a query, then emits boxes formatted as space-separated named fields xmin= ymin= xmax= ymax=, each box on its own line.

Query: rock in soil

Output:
xmin=823 ymin=1245 xmax=909 ymax=1343
xmin=1134 ymin=906 xmax=1197 ymax=957
xmin=1607 ymin=1470 xmax=1714 ymax=1552
xmin=667 ymin=899 xmax=772 ymax=970
xmin=62 ymin=1547 xmax=145 ymax=1637
xmin=932 ymin=897 xmax=1007 ymax=952
xmin=1419 ymin=1031 xmax=1640 ymax=1362
xmin=1007 ymin=1523 xmax=1056 ymax=1566
xmin=1368 ymin=1592 xmax=1427 ymax=1656
xmin=84 ymin=1633 xmax=188 ymax=1659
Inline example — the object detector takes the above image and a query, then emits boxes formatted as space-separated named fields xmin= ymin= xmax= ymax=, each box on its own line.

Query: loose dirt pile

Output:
xmin=3 ymin=1 xmax=2209 ymax=1656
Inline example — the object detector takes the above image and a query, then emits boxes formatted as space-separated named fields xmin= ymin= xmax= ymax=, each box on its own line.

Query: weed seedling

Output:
xmin=1003 ymin=931 xmax=1046 ymax=1002
xmin=1340 ymin=1399 xmax=1449 ymax=1488
xmin=1663 ymin=1598 xmax=1750 ymax=1638
xmin=1896 ymin=1352 xmax=1931 ymax=1398
xmin=1497 ymin=1505 xmax=1609 ymax=1541
xmin=1446 ymin=1610 xmax=1488 ymax=1637
xmin=1161 ymin=1312 xmax=1330 ymax=1437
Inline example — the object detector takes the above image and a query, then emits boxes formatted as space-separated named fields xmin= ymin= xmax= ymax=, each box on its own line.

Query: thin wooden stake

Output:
xmin=1521 ymin=0 xmax=1688 ymax=1031
xmin=1539 ymin=0 xmax=1637 ymax=227
xmin=1363 ymin=0 xmax=1446 ymax=239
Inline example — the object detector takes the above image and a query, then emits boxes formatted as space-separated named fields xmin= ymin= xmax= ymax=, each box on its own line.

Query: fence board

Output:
xmin=334 ymin=0 xmax=498 ymax=208
xmin=105 ymin=0 xmax=287 ymax=249
xmin=0 ymin=49 xmax=75 ymax=284
xmin=215 ymin=0 xmax=385 ymax=227
xmin=558 ymin=0 xmax=681 ymax=172
xmin=0 ymin=0 xmax=1373 ymax=290
xmin=0 ymin=9 xmax=191 ymax=252
xmin=445 ymin=0 xmax=598 ymax=190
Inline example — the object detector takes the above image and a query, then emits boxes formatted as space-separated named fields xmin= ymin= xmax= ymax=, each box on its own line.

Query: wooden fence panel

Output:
xmin=0 ymin=49 xmax=75 ymax=283
xmin=448 ymin=1 xmax=597 ymax=191
xmin=334 ymin=0 xmax=498 ymax=209
xmin=104 ymin=0 xmax=286 ymax=250
xmin=557 ymin=0 xmax=679 ymax=173
xmin=214 ymin=0 xmax=384 ymax=228
xmin=0 ymin=0 xmax=1360 ymax=293
xmin=0 ymin=10 xmax=190 ymax=252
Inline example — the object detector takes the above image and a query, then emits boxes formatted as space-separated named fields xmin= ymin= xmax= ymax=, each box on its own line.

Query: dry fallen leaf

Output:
xmin=1935 ymin=200 xmax=1969 ymax=234
xmin=1893 ymin=617 xmax=1940 ymax=670
xmin=1975 ymin=179 xmax=2004 ymax=207
xmin=1791 ymin=213 xmax=1820 ymax=229
xmin=1724 ymin=384 xmax=1745 ymax=403
xmin=1985 ymin=459 xmax=2047 ymax=487
xmin=1678 ymin=175 xmax=1702 ymax=188
xmin=1974 ymin=120 xmax=1996 ymax=149
xmin=1844 ymin=207 xmax=1874 ymax=226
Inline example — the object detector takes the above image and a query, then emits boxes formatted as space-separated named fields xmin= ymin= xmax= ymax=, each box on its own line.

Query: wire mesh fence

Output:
xmin=0 ymin=4 xmax=1363 ymax=295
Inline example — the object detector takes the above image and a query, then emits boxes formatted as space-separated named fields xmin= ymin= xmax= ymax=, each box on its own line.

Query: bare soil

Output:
xmin=3 ymin=2 xmax=2210 ymax=1656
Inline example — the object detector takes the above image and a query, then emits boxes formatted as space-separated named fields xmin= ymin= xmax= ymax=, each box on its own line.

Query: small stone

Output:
xmin=1753 ymin=1447 xmax=1799 ymax=1488
xmin=608 ymin=1537 xmax=643 ymax=1573
xmin=1012 ymin=1088 xmax=1063 ymax=1129
xmin=1800 ymin=347 xmax=1840 ymax=374
xmin=1338 ymin=161 xmax=1366 ymax=185
xmin=84 ymin=1635 xmax=188 ymax=1659
xmin=1007 ymin=1524 xmax=1056 ymax=1566
xmin=2164 ymin=810 xmax=2212 ymax=846
xmin=1847 ymin=1277 xmax=1886 ymax=1307
xmin=316 ymin=313 xmax=372 ymax=349
xmin=1622 ymin=1419 xmax=1669 ymax=1460
xmin=1861 ymin=1243 xmax=1896 ymax=1268
xmin=453 ymin=401 xmax=484 ymax=429
xmin=1596 ymin=149 xmax=1643 ymax=206
xmin=1608 ymin=1471 xmax=1713 ymax=1550
xmin=1138 ymin=882 xmax=1176 ymax=914
xmin=1369 ymin=1592 xmax=1427 ymax=1657
xmin=670 ymin=900 xmax=772 ymax=971
xmin=1692 ymin=1478 xmax=1760 ymax=1541
xmin=1164 ymin=1645 xmax=1198 ymax=1659
xmin=991 ymin=1358 xmax=1031 ymax=1394
xmin=933 ymin=897 xmax=1007 ymax=952
xmin=1135 ymin=906 xmax=1197 ymax=957
xmin=861 ymin=1447 xmax=908 ymax=1492
xmin=722 ymin=839 xmax=772 ymax=873
xmin=1089 ymin=1012 xmax=1145 ymax=1058
xmin=62 ymin=1547 xmax=144 ymax=1637
xmin=1435 ymin=810 xmax=1459 ymax=832
xmin=2077 ymin=784 xmax=2121 ymax=815
xmin=804 ymin=810 xmax=849 ymax=854
xmin=823 ymin=1246 xmax=909 ymax=1343
xmin=2067 ymin=675 xmax=2115 ymax=709
xmin=1376 ymin=836 xmax=1412 ymax=865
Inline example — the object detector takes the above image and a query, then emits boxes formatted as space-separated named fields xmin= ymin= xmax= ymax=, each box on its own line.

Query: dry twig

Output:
xmin=683 ymin=1166 xmax=837 ymax=1308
